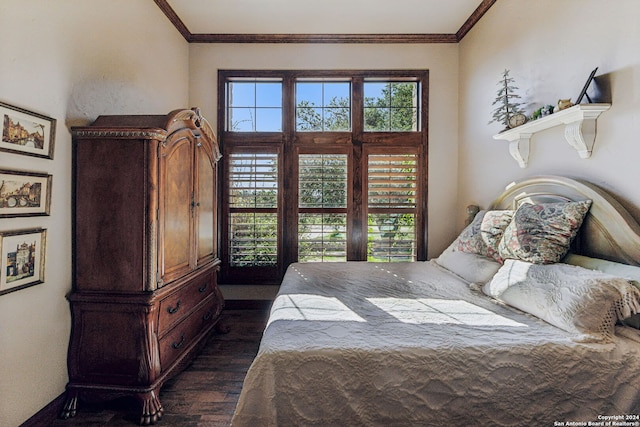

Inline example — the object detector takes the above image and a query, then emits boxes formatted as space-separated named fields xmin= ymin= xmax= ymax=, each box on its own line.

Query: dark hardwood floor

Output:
xmin=48 ymin=308 xmax=269 ymax=427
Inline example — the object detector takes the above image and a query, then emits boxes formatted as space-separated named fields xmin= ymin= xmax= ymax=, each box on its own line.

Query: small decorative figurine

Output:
xmin=541 ymin=105 xmax=554 ymax=116
xmin=508 ymin=113 xmax=527 ymax=128
xmin=531 ymin=104 xmax=555 ymax=120
xmin=554 ymin=98 xmax=574 ymax=113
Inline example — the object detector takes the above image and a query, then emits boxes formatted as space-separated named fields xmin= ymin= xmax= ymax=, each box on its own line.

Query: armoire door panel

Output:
xmin=197 ymin=145 xmax=216 ymax=264
xmin=74 ymin=139 xmax=148 ymax=292
xmin=161 ymin=137 xmax=193 ymax=282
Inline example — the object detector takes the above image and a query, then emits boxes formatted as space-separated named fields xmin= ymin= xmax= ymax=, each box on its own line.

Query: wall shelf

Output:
xmin=493 ymin=103 xmax=611 ymax=168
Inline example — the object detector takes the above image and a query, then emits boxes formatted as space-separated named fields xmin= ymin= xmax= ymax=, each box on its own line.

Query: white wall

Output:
xmin=458 ymin=0 xmax=640 ymax=226
xmin=189 ymin=43 xmax=460 ymax=296
xmin=0 ymin=1 xmax=189 ymax=425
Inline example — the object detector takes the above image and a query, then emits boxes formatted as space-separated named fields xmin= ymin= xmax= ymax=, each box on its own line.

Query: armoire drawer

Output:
xmin=158 ymin=295 xmax=220 ymax=369
xmin=158 ymin=272 xmax=214 ymax=335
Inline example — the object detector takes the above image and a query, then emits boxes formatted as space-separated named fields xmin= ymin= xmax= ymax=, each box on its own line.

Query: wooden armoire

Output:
xmin=61 ymin=108 xmax=224 ymax=425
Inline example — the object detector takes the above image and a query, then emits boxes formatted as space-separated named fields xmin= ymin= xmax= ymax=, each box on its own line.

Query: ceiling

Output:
xmin=155 ymin=0 xmax=495 ymax=43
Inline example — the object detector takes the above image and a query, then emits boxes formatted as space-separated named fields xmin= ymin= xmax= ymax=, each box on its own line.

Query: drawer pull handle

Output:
xmin=172 ymin=334 xmax=185 ymax=349
xmin=198 ymin=282 xmax=208 ymax=293
xmin=203 ymin=310 xmax=213 ymax=321
xmin=167 ymin=301 xmax=181 ymax=314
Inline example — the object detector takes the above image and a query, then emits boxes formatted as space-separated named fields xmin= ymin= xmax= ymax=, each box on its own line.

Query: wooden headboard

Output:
xmin=489 ymin=176 xmax=640 ymax=266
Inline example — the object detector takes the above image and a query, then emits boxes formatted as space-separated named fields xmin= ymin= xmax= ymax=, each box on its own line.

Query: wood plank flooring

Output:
xmin=48 ymin=308 xmax=269 ymax=427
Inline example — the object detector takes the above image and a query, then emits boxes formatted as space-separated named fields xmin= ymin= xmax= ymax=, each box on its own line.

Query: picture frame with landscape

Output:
xmin=0 ymin=101 xmax=56 ymax=159
xmin=0 ymin=169 xmax=52 ymax=217
xmin=0 ymin=228 xmax=47 ymax=296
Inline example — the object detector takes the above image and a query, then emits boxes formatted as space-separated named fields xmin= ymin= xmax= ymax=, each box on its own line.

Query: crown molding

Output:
xmin=456 ymin=0 xmax=497 ymax=41
xmin=154 ymin=0 xmax=496 ymax=44
xmin=189 ymin=33 xmax=458 ymax=44
xmin=153 ymin=0 xmax=190 ymax=41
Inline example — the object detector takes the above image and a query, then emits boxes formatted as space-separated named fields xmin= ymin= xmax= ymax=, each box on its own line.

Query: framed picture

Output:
xmin=0 ymin=169 xmax=52 ymax=217
xmin=0 ymin=228 xmax=47 ymax=296
xmin=0 ymin=101 xmax=56 ymax=159
xmin=575 ymin=67 xmax=598 ymax=104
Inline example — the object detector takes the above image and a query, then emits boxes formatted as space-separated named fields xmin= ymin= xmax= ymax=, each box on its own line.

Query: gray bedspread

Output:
xmin=232 ymin=261 xmax=640 ymax=426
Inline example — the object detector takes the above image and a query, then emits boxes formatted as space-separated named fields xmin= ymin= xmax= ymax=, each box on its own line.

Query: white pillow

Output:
xmin=482 ymin=258 xmax=531 ymax=298
xmin=564 ymin=254 xmax=640 ymax=283
xmin=564 ymin=254 xmax=640 ymax=327
xmin=434 ymin=246 xmax=501 ymax=285
xmin=484 ymin=259 xmax=640 ymax=342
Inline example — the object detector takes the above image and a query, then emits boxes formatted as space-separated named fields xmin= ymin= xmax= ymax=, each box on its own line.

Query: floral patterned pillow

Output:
xmin=498 ymin=200 xmax=592 ymax=264
xmin=456 ymin=210 xmax=514 ymax=262
xmin=480 ymin=210 xmax=514 ymax=262
xmin=456 ymin=211 xmax=486 ymax=255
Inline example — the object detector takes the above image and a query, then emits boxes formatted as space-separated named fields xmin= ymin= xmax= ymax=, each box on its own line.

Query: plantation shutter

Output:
xmin=228 ymin=152 xmax=278 ymax=267
xmin=367 ymin=153 xmax=418 ymax=261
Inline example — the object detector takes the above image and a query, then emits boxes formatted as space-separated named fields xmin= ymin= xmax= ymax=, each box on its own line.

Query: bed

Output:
xmin=232 ymin=176 xmax=640 ymax=427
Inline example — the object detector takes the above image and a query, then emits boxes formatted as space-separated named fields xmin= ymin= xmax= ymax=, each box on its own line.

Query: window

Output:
xmin=226 ymin=79 xmax=282 ymax=132
xmin=298 ymin=153 xmax=348 ymax=261
xmin=228 ymin=152 xmax=278 ymax=267
xmin=367 ymin=152 xmax=418 ymax=261
xmin=296 ymin=80 xmax=351 ymax=131
xmin=218 ymin=70 xmax=428 ymax=284
xmin=364 ymin=81 xmax=419 ymax=131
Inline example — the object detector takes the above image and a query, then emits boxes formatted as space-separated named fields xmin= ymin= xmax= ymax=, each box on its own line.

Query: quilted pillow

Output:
xmin=564 ymin=254 xmax=640 ymax=283
xmin=484 ymin=259 xmax=640 ymax=343
xmin=498 ymin=200 xmax=592 ymax=264
xmin=564 ymin=254 xmax=640 ymax=328
xmin=456 ymin=210 xmax=514 ymax=262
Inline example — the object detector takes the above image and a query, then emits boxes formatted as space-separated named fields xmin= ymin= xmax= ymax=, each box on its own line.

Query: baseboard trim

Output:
xmin=20 ymin=392 xmax=66 ymax=427
xmin=224 ymin=299 xmax=273 ymax=310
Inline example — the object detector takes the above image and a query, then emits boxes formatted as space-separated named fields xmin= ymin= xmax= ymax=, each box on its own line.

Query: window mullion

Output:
xmin=349 ymin=77 xmax=365 ymax=260
xmin=281 ymin=76 xmax=297 ymax=271
xmin=351 ymin=77 xmax=364 ymax=141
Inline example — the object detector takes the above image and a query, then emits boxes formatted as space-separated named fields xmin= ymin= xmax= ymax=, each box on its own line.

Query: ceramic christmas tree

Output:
xmin=489 ymin=69 xmax=524 ymax=129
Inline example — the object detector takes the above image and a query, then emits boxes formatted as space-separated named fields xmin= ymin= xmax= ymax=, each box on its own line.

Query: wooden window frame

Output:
xmin=218 ymin=70 xmax=429 ymax=285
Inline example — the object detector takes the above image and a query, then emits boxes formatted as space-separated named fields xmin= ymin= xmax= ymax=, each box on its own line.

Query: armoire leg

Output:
xmin=138 ymin=389 xmax=164 ymax=425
